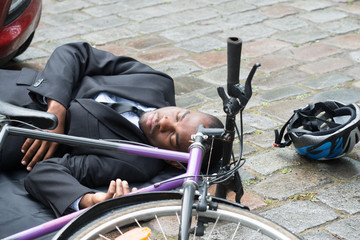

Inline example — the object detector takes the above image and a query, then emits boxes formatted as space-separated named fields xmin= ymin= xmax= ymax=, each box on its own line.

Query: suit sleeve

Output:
xmin=24 ymin=152 xmax=161 ymax=217
xmin=27 ymin=42 xmax=172 ymax=109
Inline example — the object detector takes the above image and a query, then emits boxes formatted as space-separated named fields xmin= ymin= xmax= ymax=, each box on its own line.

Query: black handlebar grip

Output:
xmin=227 ymin=37 xmax=242 ymax=86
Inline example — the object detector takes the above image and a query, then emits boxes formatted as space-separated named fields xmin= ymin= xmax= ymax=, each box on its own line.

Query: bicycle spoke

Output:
xmin=207 ymin=215 xmax=220 ymax=240
xmin=176 ymin=211 xmax=180 ymax=224
xmin=250 ymin=229 xmax=261 ymax=240
xmin=193 ymin=214 xmax=198 ymax=240
xmin=134 ymin=219 xmax=152 ymax=240
xmin=155 ymin=214 xmax=168 ymax=240
xmin=115 ymin=226 xmax=123 ymax=235
xmin=231 ymin=222 xmax=241 ymax=240
xmin=54 ymin=199 xmax=299 ymax=240
xmin=99 ymin=234 xmax=111 ymax=240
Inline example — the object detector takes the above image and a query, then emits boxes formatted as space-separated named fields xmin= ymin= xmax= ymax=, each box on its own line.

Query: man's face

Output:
xmin=139 ymin=107 xmax=212 ymax=152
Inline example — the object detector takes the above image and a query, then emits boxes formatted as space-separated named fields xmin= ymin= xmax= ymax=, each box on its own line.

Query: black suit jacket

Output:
xmin=0 ymin=42 xmax=176 ymax=216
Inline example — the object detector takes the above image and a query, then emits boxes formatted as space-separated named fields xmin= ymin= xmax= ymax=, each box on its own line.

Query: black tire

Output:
xmin=54 ymin=192 xmax=299 ymax=240
xmin=15 ymin=32 xmax=34 ymax=57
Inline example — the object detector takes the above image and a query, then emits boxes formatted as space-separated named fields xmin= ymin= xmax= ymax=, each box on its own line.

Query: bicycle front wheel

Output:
xmin=54 ymin=192 xmax=299 ymax=240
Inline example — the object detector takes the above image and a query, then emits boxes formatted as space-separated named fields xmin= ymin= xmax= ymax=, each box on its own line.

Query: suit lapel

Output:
xmin=75 ymin=99 xmax=149 ymax=143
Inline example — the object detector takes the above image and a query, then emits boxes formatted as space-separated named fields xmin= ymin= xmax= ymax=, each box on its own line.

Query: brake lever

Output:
xmin=217 ymin=87 xmax=240 ymax=116
xmin=242 ymin=62 xmax=261 ymax=107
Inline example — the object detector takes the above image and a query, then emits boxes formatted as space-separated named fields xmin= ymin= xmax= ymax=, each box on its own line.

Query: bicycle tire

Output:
xmin=54 ymin=192 xmax=299 ymax=240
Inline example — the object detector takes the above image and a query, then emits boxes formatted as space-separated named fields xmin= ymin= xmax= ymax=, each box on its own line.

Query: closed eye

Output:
xmin=170 ymin=110 xmax=190 ymax=148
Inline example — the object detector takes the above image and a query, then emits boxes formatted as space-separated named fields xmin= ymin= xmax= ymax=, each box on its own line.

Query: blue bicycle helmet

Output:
xmin=274 ymin=101 xmax=360 ymax=160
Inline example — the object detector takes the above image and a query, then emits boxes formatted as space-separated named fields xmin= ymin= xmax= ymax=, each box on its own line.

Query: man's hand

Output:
xmin=21 ymin=99 xmax=66 ymax=171
xmin=79 ymin=179 xmax=137 ymax=209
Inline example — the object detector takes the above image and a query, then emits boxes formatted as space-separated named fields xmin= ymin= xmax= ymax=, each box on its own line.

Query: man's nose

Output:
xmin=159 ymin=115 xmax=175 ymax=132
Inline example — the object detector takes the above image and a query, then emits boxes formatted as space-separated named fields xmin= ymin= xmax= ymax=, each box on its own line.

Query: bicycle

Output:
xmin=2 ymin=37 xmax=300 ymax=240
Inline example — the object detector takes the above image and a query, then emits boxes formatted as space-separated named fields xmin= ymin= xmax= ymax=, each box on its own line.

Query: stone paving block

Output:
xmin=215 ymin=1 xmax=256 ymax=15
xmin=198 ymin=87 xmax=223 ymax=101
xmin=175 ymin=94 xmax=206 ymax=109
xmin=86 ymin=0 xmax=120 ymax=5
xmin=311 ymin=88 xmax=360 ymax=104
xmin=243 ymin=113 xmax=280 ymax=130
xmin=259 ymin=85 xmax=309 ymax=102
xmin=314 ymin=157 xmax=360 ymax=179
xmin=254 ymin=69 xmax=310 ymax=90
xmin=345 ymin=66 xmax=360 ymax=80
xmin=242 ymin=38 xmax=290 ymax=58
xmin=260 ymin=99 xmax=308 ymax=121
xmin=160 ymin=24 xmax=222 ymax=42
xmin=15 ymin=47 xmax=49 ymax=61
xmin=289 ymin=0 xmax=335 ymax=11
xmin=236 ymin=191 xmax=267 ymax=210
xmin=260 ymin=201 xmax=338 ymax=233
xmin=41 ymin=12 xmax=91 ymax=26
xmin=119 ymin=6 xmax=168 ymax=21
xmin=96 ymin=43 xmax=128 ymax=56
xmin=325 ymin=34 xmax=360 ymax=50
xmin=157 ymin=0 xmax=209 ymax=13
xmin=289 ymin=43 xmax=342 ymax=62
xmin=317 ymin=18 xmax=360 ymax=34
xmin=253 ymin=167 xmax=332 ymax=200
xmin=245 ymin=95 xmax=264 ymax=110
xmin=300 ymin=73 xmax=354 ymax=90
xmin=81 ymin=3 xmax=127 ymax=17
xmin=246 ymin=130 xmax=275 ymax=149
xmin=350 ymin=50 xmax=360 ymax=63
xmin=245 ymin=148 xmax=304 ymax=175
xmin=238 ymin=168 xmax=257 ymax=181
xmin=302 ymin=231 xmax=339 ymax=240
xmin=130 ymin=17 xmax=180 ymax=34
xmin=78 ymin=15 xmax=127 ymax=31
xmin=44 ymin=0 xmax=92 ymax=14
xmin=33 ymin=25 xmax=89 ymax=43
xmin=264 ymin=16 xmax=308 ymax=31
xmin=126 ymin=37 xmax=169 ymax=50
xmin=197 ymin=102 xmax=226 ymax=117
xmin=251 ymin=54 xmax=298 ymax=73
xmin=176 ymin=37 xmax=226 ymax=53
xmin=300 ymin=9 xmax=348 ymax=23
xmin=223 ymin=24 xmax=277 ymax=42
xmin=325 ymin=215 xmax=360 ymax=240
xmin=174 ymin=76 xmax=212 ymax=95
xmin=259 ymin=4 xmax=298 ymax=18
xmin=188 ymin=51 xmax=227 ymax=69
xmin=37 ymin=38 xmax=85 ymax=53
xmin=299 ymin=57 xmax=353 ymax=75
xmin=337 ymin=3 xmax=360 ymax=14
xmin=199 ymin=66 xmax=249 ymax=85
xmin=155 ymin=62 xmax=201 ymax=78
xmin=116 ymin=0 xmax=167 ymax=10
xmin=169 ymin=7 xmax=219 ymax=25
xmin=275 ymin=27 xmax=329 ymax=44
xmin=246 ymin=0 xmax=289 ymax=7
xmin=213 ymin=11 xmax=268 ymax=29
xmin=208 ymin=175 xmax=263 ymax=210
xmin=81 ymin=27 xmax=138 ymax=45
xmin=317 ymin=180 xmax=360 ymax=214
xmin=137 ymin=47 xmax=186 ymax=64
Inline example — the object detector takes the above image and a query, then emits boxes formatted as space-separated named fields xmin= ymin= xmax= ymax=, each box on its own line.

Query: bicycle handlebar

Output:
xmin=226 ymin=37 xmax=242 ymax=96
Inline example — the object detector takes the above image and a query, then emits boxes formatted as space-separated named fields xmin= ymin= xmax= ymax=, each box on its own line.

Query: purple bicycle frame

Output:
xmin=1 ymin=124 xmax=204 ymax=240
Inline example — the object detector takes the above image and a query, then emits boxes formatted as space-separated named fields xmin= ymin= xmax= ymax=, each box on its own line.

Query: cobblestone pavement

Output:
xmin=4 ymin=0 xmax=360 ymax=239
